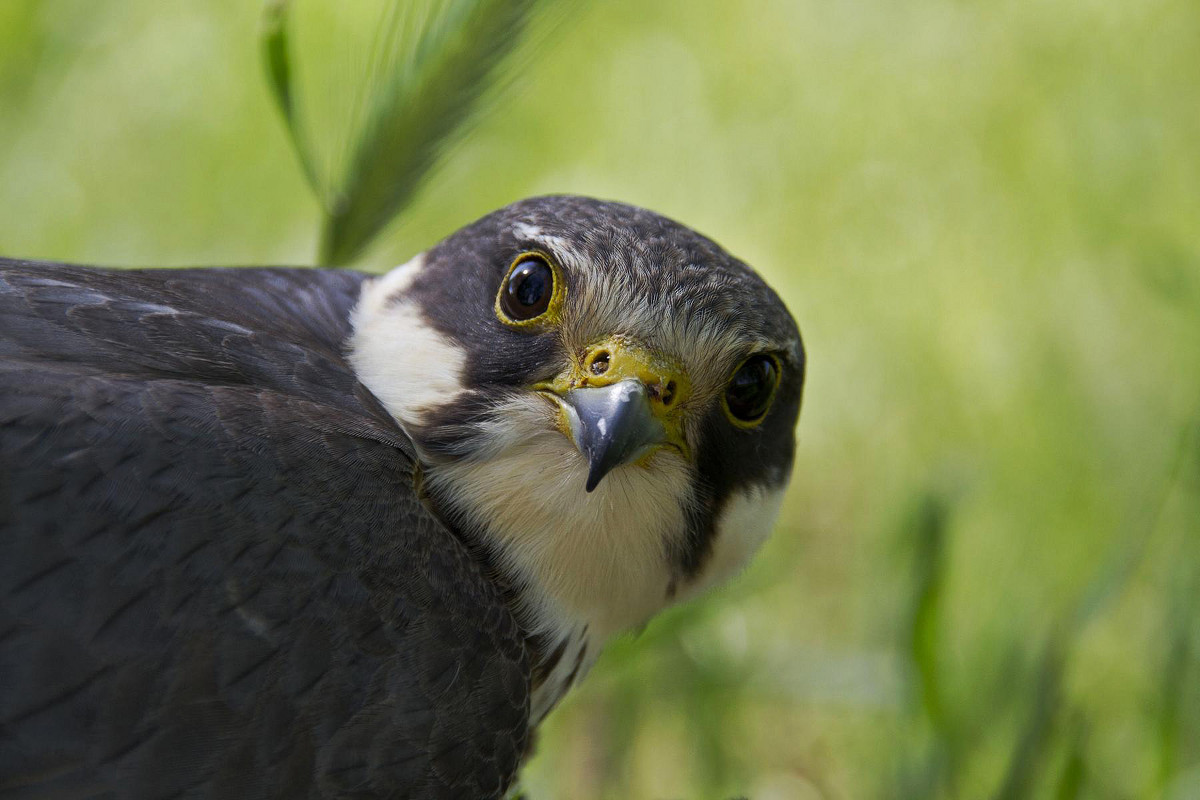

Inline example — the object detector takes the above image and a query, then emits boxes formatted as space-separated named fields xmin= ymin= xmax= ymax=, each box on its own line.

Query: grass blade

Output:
xmin=261 ymin=0 xmax=576 ymax=266
xmin=261 ymin=0 xmax=321 ymax=198
xmin=991 ymin=634 xmax=1066 ymax=800
xmin=318 ymin=0 xmax=558 ymax=265
xmin=908 ymin=493 xmax=950 ymax=735
xmin=991 ymin=417 xmax=1199 ymax=798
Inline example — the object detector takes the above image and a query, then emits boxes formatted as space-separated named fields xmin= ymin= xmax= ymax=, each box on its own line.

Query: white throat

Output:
xmin=424 ymin=396 xmax=694 ymax=640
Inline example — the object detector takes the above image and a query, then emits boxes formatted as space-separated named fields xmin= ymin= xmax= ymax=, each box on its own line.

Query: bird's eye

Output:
xmin=724 ymin=354 xmax=780 ymax=425
xmin=497 ymin=252 xmax=560 ymax=325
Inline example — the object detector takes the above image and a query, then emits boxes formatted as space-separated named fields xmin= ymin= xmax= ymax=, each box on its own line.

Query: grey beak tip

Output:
xmin=584 ymin=441 xmax=613 ymax=492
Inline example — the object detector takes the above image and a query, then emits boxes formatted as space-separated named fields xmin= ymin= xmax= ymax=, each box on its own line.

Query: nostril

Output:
xmin=589 ymin=351 xmax=610 ymax=375
xmin=661 ymin=380 xmax=677 ymax=406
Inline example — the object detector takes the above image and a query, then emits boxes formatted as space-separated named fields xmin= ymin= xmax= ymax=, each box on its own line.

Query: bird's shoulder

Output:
xmin=0 ymin=259 xmax=396 ymax=428
xmin=0 ymin=259 xmax=530 ymax=798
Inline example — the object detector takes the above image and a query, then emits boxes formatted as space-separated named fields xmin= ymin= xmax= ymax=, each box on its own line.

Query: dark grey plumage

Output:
xmin=0 ymin=264 xmax=528 ymax=798
xmin=0 ymin=195 xmax=805 ymax=800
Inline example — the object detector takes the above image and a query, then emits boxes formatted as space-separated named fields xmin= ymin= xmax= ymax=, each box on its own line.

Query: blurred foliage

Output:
xmin=262 ymin=0 xmax=575 ymax=265
xmin=1 ymin=0 xmax=1198 ymax=798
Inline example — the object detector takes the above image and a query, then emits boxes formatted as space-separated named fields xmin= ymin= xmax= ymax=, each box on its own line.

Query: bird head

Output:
xmin=350 ymin=196 xmax=804 ymax=646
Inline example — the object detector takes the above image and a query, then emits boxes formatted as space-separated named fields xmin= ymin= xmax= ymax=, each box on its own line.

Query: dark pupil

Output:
xmin=504 ymin=258 xmax=552 ymax=319
xmin=726 ymin=356 xmax=777 ymax=421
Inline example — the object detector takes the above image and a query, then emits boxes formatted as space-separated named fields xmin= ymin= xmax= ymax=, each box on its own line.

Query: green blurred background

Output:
xmin=2 ymin=1 xmax=1198 ymax=797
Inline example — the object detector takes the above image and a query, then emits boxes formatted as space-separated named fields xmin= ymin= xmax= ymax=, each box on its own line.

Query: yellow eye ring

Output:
xmin=495 ymin=250 xmax=566 ymax=328
xmin=722 ymin=353 xmax=782 ymax=428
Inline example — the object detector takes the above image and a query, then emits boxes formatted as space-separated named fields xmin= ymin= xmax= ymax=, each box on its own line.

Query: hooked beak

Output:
xmin=561 ymin=380 xmax=669 ymax=492
xmin=535 ymin=336 xmax=691 ymax=492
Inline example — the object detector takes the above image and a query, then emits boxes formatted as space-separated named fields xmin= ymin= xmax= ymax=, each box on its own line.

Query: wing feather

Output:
xmin=0 ymin=260 xmax=528 ymax=799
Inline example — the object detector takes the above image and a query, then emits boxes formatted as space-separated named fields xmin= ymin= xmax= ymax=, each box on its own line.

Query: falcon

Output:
xmin=0 ymin=195 xmax=804 ymax=798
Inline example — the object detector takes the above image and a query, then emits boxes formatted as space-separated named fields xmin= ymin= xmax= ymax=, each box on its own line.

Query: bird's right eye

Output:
xmin=496 ymin=252 xmax=562 ymax=326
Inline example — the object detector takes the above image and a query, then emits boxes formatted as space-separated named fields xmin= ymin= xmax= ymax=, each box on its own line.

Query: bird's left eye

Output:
xmin=497 ymin=252 xmax=560 ymax=325
xmin=724 ymin=354 xmax=780 ymax=426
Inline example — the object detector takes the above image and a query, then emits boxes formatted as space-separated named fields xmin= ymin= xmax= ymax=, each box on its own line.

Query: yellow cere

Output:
xmin=535 ymin=335 xmax=693 ymax=461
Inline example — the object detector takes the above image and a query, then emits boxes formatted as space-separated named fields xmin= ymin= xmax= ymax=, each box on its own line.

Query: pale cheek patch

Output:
xmin=349 ymin=254 xmax=469 ymax=432
xmin=680 ymin=484 xmax=787 ymax=602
